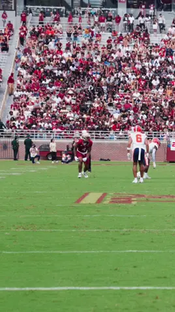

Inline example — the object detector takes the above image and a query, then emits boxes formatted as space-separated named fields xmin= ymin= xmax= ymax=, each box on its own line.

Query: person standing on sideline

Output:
xmin=30 ymin=144 xmax=40 ymax=164
xmin=127 ymin=126 xmax=149 ymax=184
xmin=49 ymin=139 xmax=57 ymax=163
xmin=2 ymin=11 xmax=7 ymax=27
xmin=11 ymin=136 xmax=19 ymax=160
xmin=7 ymin=73 xmax=14 ymax=96
xmin=0 ymin=118 xmax=6 ymax=136
xmin=24 ymin=134 xmax=32 ymax=161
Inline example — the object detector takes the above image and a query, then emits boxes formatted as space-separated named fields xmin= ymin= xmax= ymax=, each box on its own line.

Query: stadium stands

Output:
xmin=5 ymin=10 xmax=175 ymax=134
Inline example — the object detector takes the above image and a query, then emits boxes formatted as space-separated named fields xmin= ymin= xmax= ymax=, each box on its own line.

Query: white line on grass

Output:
xmin=10 ymin=167 xmax=50 ymax=170
xmin=1 ymin=250 xmax=175 ymax=254
xmin=38 ymin=168 xmax=50 ymax=170
xmin=10 ymin=168 xmax=34 ymax=171
xmin=2 ymin=229 xmax=175 ymax=232
xmin=0 ymin=287 xmax=175 ymax=291
xmin=0 ymin=173 xmax=22 ymax=175
xmin=0 ymin=214 xmax=147 ymax=218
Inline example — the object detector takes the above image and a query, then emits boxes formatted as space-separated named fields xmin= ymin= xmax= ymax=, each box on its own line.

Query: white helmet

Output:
xmin=82 ymin=131 xmax=90 ymax=140
xmin=82 ymin=130 xmax=88 ymax=136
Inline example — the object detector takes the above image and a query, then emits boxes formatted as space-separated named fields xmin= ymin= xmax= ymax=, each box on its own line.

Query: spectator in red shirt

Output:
xmin=7 ymin=73 xmax=14 ymax=96
xmin=115 ymin=15 xmax=121 ymax=31
xmin=6 ymin=21 xmax=14 ymax=36
xmin=68 ymin=13 xmax=73 ymax=23
xmin=39 ymin=12 xmax=44 ymax=24
xmin=19 ymin=28 xmax=26 ymax=46
xmin=53 ymin=12 xmax=60 ymax=23
xmin=0 ymin=69 xmax=2 ymax=83
xmin=2 ymin=11 xmax=7 ymax=27
xmin=21 ymin=11 xmax=27 ymax=24
xmin=99 ymin=14 xmax=106 ymax=32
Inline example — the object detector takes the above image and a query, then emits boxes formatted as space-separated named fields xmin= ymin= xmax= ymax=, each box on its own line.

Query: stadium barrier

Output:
xmin=0 ymin=138 xmax=167 ymax=161
xmin=0 ymin=130 xmax=172 ymax=140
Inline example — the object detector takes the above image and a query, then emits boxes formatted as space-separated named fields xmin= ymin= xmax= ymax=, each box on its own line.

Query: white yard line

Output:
xmin=11 ymin=168 xmax=49 ymax=171
xmin=38 ymin=168 xmax=50 ymax=170
xmin=0 ymin=167 xmax=52 ymax=178
xmin=0 ymin=287 xmax=175 ymax=291
xmin=1 ymin=229 xmax=175 ymax=232
xmin=1 ymin=250 xmax=175 ymax=254
xmin=10 ymin=168 xmax=32 ymax=171
xmin=0 ymin=214 xmax=147 ymax=218
xmin=0 ymin=173 xmax=22 ymax=175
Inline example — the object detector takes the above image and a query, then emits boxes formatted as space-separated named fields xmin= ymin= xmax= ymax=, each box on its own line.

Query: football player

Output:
xmin=74 ymin=132 xmax=93 ymax=178
xmin=82 ymin=130 xmax=92 ymax=173
xmin=127 ymin=126 xmax=149 ymax=183
xmin=149 ymin=138 xmax=161 ymax=169
xmin=138 ymin=138 xmax=161 ymax=179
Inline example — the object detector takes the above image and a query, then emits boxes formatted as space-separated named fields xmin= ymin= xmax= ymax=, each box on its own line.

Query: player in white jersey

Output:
xmin=137 ymin=138 xmax=161 ymax=179
xmin=127 ymin=126 xmax=149 ymax=183
xmin=149 ymin=138 xmax=161 ymax=168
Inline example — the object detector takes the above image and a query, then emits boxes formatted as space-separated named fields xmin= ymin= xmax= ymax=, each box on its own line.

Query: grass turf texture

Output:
xmin=0 ymin=161 xmax=175 ymax=311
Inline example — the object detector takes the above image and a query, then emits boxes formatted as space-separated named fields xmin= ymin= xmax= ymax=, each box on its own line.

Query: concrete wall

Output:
xmin=0 ymin=139 xmax=167 ymax=161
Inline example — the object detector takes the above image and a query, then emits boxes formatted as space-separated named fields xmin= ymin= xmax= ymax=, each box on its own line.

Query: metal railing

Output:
xmin=20 ymin=6 xmax=118 ymax=17
xmin=0 ymin=130 xmax=173 ymax=141
xmin=25 ymin=6 xmax=66 ymax=16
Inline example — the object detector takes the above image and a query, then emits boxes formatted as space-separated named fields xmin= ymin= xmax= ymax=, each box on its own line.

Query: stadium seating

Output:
xmin=5 ymin=10 xmax=175 ymax=133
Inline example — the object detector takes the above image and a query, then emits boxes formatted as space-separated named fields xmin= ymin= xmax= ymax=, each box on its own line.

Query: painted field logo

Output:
xmin=75 ymin=193 xmax=175 ymax=204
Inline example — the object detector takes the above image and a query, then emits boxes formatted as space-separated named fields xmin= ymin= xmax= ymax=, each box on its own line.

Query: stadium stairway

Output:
xmin=0 ymin=17 xmax=21 ymax=122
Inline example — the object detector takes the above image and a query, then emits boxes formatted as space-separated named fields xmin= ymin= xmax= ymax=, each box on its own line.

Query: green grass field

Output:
xmin=1 ymin=160 xmax=175 ymax=312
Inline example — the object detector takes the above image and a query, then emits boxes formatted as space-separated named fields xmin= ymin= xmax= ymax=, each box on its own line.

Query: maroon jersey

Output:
xmin=77 ymin=139 xmax=93 ymax=154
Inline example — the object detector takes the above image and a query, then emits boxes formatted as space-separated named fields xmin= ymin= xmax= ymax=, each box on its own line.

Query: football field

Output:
xmin=1 ymin=160 xmax=175 ymax=311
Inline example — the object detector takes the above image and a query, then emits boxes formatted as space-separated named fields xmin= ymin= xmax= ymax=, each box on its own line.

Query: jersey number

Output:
xmin=136 ymin=134 xmax=142 ymax=143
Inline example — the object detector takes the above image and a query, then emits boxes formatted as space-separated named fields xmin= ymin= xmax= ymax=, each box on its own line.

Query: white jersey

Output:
xmin=148 ymin=142 xmax=158 ymax=164
xmin=149 ymin=142 xmax=158 ymax=154
xmin=131 ymin=132 xmax=147 ymax=151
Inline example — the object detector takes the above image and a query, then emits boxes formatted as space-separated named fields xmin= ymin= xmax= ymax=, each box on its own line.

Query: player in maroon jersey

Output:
xmin=74 ymin=132 xmax=93 ymax=178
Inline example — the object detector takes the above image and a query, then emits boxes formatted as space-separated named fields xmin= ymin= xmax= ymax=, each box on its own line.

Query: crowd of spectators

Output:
xmin=1 ymin=11 xmax=14 ymax=52
xmin=0 ymin=11 xmax=15 ymax=85
xmin=5 ymin=9 xmax=175 ymax=135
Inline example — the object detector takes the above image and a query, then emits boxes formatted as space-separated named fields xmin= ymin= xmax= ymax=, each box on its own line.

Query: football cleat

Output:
xmin=83 ymin=172 xmax=88 ymax=178
xmin=144 ymin=173 xmax=151 ymax=179
xmin=137 ymin=172 xmax=141 ymax=178
xmin=153 ymin=162 xmax=156 ymax=169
